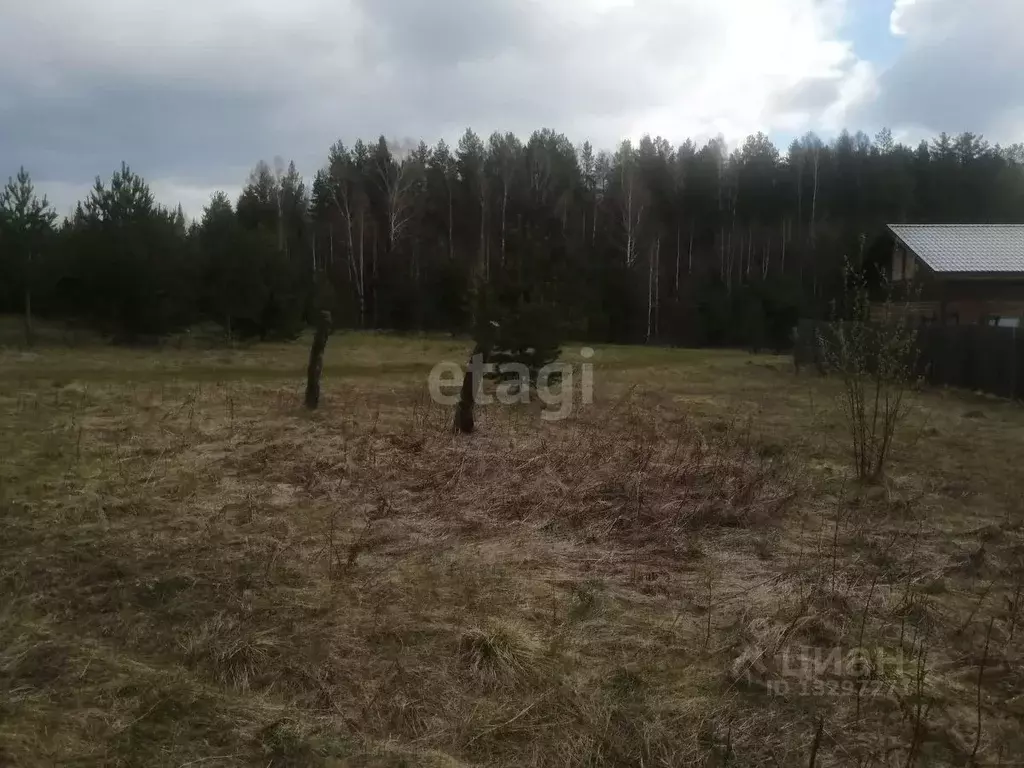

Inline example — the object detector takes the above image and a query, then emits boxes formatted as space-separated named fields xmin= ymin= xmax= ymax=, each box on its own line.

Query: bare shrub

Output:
xmin=818 ymin=258 xmax=920 ymax=482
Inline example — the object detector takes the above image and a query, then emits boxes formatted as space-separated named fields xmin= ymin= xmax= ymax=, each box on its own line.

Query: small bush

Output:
xmin=817 ymin=259 xmax=920 ymax=482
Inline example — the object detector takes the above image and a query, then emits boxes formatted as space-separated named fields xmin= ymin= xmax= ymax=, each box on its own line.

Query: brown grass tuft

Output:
xmin=459 ymin=619 xmax=543 ymax=685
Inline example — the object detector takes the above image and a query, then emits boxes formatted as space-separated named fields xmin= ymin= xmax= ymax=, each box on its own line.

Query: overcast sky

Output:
xmin=2 ymin=0 xmax=1021 ymax=219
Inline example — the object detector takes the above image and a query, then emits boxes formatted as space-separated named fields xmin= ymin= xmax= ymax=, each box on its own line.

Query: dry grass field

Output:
xmin=2 ymin=332 xmax=1024 ymax=766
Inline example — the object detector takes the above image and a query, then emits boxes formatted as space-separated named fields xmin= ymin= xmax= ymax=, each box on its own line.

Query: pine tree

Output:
xmin=0 ymin=168 xmax=56 ymax=345
xmin=475 ymin=286 xmax=562 ymax=386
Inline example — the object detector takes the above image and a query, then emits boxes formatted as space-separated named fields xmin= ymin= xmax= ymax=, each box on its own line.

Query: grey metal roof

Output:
xmin=888 ymin=224 xmax=1024 ymax=274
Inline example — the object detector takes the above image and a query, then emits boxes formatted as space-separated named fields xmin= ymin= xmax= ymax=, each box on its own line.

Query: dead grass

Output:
xmin=2 ymin=332 xmax=1024 ymax=765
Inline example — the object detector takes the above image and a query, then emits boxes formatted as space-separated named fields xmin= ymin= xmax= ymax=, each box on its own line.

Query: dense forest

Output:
xmin=2 ymin=128 xmax=1024 ymax=348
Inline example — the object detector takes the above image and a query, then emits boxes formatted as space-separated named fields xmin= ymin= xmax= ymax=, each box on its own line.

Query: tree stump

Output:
xmin=305 ymin=311 xmax=332 ymax=410
xmin=453 ymin=360 xmax=476 ymax=434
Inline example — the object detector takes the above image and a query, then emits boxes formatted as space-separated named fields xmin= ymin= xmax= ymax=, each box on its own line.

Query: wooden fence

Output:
xmin=794 ymin=319 xmax=1024 ymax=401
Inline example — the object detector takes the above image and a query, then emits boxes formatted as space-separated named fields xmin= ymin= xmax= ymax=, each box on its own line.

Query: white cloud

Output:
xmin=2 ymin=0 xmax=871 ymax=212
xmin=889 ymin=0 xmax=917 ymax=35
xmin=607 ymin=0 xmax=865 ymax=145
xmin=821 ymin=60 xmax=880 ymax=132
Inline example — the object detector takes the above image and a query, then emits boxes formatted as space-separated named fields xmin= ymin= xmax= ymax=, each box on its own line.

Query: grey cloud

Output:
xmin=853 ymin=0 xmax=1024 ymax=141
xmin=2 ymin=0 xmax=639 ymax=206
xmin=0 ymin=0 xmax=871 ymax=216
xmin=360 ymin=0 xmax=538 ymax=68
xmin=2 ymin=80 xmax=275 ymax=184
xmin=771 ymin=78 xmax=844 ymax=115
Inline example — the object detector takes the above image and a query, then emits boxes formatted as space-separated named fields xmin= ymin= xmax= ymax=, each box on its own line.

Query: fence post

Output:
xmin=1013 ymin=326 xmax=1019 ymax=400
xmin=305 ymin=311 xmax=333 ymax=410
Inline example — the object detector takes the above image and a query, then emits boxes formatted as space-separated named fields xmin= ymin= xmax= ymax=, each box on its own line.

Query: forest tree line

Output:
xmin=2 ymin=128 xmax=1024 ymax=348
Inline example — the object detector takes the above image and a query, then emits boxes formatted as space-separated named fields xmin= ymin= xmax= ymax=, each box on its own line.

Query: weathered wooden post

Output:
xmin=454 ymin=350 xmax=479 ymax=434
xmin=305 ymin=311 xmax=332 ymax=410
xmin=454 ymin=370 xmax=475 ymax=433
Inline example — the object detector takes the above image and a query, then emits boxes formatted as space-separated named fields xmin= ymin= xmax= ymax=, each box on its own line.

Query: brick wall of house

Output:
xmin=870 ymin=288 xmax=1024 ymax=326
xmin=938 ymin=280 xmax=1024 ymax=325
xmin=869 ymin=301 xmax=941 ymax=324
xmin=942 ymin=298 xmax=1024 ymax=325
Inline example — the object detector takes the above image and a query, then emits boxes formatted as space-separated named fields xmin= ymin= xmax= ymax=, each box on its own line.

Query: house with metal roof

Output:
xmin=885 ymin=224 xmax=1024 ymax=328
